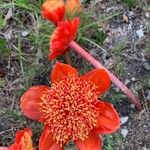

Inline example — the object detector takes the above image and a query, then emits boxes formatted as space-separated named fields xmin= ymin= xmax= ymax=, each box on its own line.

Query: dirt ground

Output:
xmin=0 ymin=0 xmax=150 ymax=149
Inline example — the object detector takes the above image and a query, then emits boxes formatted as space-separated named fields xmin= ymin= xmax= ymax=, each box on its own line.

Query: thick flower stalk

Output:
xmin=49 ymin=17 xmax=142 ymax=110
xmin=20 ymin=62 xmax=120 ymax=150
xmin=0 ymin=128 xmax=34 ymax=150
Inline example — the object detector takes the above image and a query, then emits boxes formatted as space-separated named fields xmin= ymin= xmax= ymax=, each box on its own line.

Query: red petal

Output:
xmin=51 ymin=62 xmax=78 ymax=82
xmin=42 ymin=0 xmax=65 ymax=25
xmin=15 ymin=128 xmax=32 ymax=143
xmin=39 ymin=126 xmax=62 ymax=150
xmin=20 ymin=86 xmax=50 ymax=120
xmin=81 ymin=69 xmax=111 ymax=95
xmin=50 ymin=17 xmax=80 ymax=59
xmin=95 ymin=101 xmax=120 ymax=134
xmin=10 ymin=128 xmax=34 ymax=150
xmin=0 ymin=148 xmax=10 ymax=150
xmin=75 ymin=132 xmax=102 ymax=150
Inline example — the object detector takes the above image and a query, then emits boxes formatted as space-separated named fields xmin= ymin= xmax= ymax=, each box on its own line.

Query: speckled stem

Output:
xmin=69 ymin=41 xmax=142 ymax=111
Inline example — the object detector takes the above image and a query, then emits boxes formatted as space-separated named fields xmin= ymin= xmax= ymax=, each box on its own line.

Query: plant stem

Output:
xmin=69 ymin=41 xmax=142 ymax=111
xmin=63 ymin=51 xmax=72 ymax=65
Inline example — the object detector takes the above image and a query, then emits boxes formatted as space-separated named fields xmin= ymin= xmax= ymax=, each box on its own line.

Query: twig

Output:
xmin=11 ymin=96 xmax=16 ymax=111
xmin=0 ymin=128 xmax=14 ymax=135
xmin=80 ymin=36 xmax=107 ymax=54
xmin=141 ymin=88 xmax=149 ymax=113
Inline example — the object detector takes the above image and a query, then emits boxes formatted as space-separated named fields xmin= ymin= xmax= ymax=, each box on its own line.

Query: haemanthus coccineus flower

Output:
xmin=0 ymin=128 xmax=34 ymax=150
xmin=42 ymin=0 xmax=65 ymax=25
xmin=49 ymin=17 xmax=80 ymax=60
xmin=20 ymin=62 xmax=120 ymax=150
xmin=42 ymin=0 xmax=81 ymax=25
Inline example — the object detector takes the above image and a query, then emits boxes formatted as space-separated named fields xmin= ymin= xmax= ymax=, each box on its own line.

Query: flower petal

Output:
xmin=0 ymin=148 xmax=10 ymax=150
xmin=51 ymin=62 xmax=78 ymax=82
xmin=81 ymin=69 xmax=111 ymax=95
xmin=15 ymin=128 xmax=32 ymax=143
xmin=42 ymin=0 xmax=65 ymax=25
xmin=10 ymin=128 xmax=34 ymax=150
xmin=39 ymin=126 xmax=62 ymax=150
xmin=95 ymin=101 xmax=120 ymax=134
xmin=75 ymin=132 xmax=102 ymax=150
xmin=20 ymin=85 xmax=50 ymax=120
xmin=49 ymin=17 xmax=80 ymax=60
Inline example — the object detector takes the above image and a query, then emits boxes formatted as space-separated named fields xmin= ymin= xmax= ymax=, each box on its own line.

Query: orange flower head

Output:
xmin=49 ymin=17 xmax=80 ymax=60
xmin=20 ymin=62 xmax=120 ymax=150
xmin=0 ymin=128 xmax=34 ymax=150
xmin=42 ymin=0 xmax=65 ymax=25
xmin=39 ymin=76 xmax=100 ymax=146
xmin=66 ymin=0 xmax=81 ymax=15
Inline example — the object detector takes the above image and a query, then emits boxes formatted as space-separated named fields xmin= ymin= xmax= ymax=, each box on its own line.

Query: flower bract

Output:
xmin=20 ymin=62 xmax=120 ymax=150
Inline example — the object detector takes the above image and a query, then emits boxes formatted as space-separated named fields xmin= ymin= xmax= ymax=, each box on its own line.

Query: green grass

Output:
xmin=0 ymin=14 xmax=5 ymax=29
xmin=141 ymin=75 xmax=150 ymax=89
xmin=0 ymin=0 xmax=53 ymax=93
xmin=144 ymin=42 xmax=150 ymax=60
xmin=103 ymin=133 xmax=123 ymax=150
xmin=1 ymin=109 xmax=24 ymax=121
xmin=123 ymin=0 xmax=137 ymax=8
xmin=0 ymin=108 xmax=43 ymax=148
xmin=0 ymin=38 xmax=11 ymax=57
xmin=113 ymin=41 xmax=126 ymax=76
xmin=0 ymin=79 xmax=6 ymax=88
xmin=79 ymin=12 xmax=122 ymax=31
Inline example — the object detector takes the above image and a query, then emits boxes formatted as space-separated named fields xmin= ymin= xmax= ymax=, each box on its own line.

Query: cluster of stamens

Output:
xmin=39 ymin=76 xmax=100 ymax=146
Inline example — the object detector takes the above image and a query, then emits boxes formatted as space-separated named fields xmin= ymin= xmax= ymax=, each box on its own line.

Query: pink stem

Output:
xmin=69 ymin=41 xmax=142 ymax=111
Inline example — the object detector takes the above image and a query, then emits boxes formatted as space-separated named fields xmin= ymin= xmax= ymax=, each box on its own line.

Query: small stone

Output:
xmin=143 ymin=62 xmax=150 ymax=71
xmin=131 ymin=77 xmax=136 ymax=81
xmin=125 ymin=79 xmax=130 ymax=85
xmin=128 ymin=22 xmax=133 ymax=30
xmin=21 ymin=31 xmax=29 ymax=37
xmin=145 ymin=12 xmax=150 ymax=18
xmin=136 ymin=29 xmax=144 ymax=39
xmin=121 ymin=128 xmax=129 ymax=138
xmin=121 ymin=116 xmax=129 ymax=125
xmin=128 ymin=11 xmax=134 ymax=17
xmin=130 ymin=104 xmax=135 ymax=109
xmin=146 ymin=90 xmax=150 ymax=100
xmin=114 ymin=87 xmax=120 ymax=92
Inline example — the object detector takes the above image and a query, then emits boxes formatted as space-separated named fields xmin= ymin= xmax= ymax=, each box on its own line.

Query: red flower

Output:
xmin=42 ymin=0 xmax=65 ymax=25
xmin=49 ymin=17 xmax=80 ymax=60
xmin=66 ymin=0 xmax=81 ymax=14
xmin=0 ymin=128 xmax=34 ymax=150
xmin=20 ymin=62 xmax=120 ymax=150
